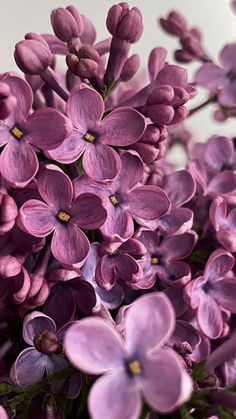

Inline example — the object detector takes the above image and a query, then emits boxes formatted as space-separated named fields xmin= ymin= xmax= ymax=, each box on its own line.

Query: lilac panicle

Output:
xmin=18 ymin=167 xmax=107 ymax=268
xmin=65 ymin=293 xmax=193 ymax=419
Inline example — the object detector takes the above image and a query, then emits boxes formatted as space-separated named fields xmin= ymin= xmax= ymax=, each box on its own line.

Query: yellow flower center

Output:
xmin=57 ymin=211 xmax=70 ymax=223
xmin=127 ymin=360 xmax=142 ymax=375
xmin=109 ymin=195 xmax=119 ymax=206
xmin=84 ymin=132 xmax=96 ymax=143
xmin=151 ymin=256 xmax=159 ymax=265
xmin=10 ymin=126 xmax=24 ymax=139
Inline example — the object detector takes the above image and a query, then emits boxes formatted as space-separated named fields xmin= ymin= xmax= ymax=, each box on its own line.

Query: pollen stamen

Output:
xmin=151 ymin=256 xmax=159 ymax=265
xmin=110 ymin=195 xmax=119 ymax=205
xmin=84 ymin=132 xmax=96 ymax=143
xmin=10 ymin=126 xmax=24 ymax=139
xmin=57 ymin=211 xmax=70 ymax=222
xmin=128 ymin=360 xmax=142 ymax=375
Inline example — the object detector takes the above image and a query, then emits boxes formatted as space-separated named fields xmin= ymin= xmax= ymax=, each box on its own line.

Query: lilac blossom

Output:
xmin=18 ymin=167 xmax=107 ymax=268
xmin=0 ymin=73 xmax=72 ymax=187
xmin=10 ymin=311 xmax=70 ymax=386
xmin=47 ymin=85 xmax=146 ymax=182
xmin=74 ymin=151 xmax=170 ymax=240
xmin=134 ymin=228 xmax=197 ymax=288
xmin=210 ymin=196 xmax=236 ymax=252
xmin=184 ymin=249 xmax=236 ymax=339
xmin=65 ymin=293 xmax=193 ymax=418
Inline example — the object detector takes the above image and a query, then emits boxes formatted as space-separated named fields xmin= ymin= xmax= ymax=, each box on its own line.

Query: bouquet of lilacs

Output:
xmin=2 ymin=2 xmax=236 ymax=418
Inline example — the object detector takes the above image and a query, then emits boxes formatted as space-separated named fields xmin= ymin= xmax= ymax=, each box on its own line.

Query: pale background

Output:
xmin=1 ymin=0 xmax=236 ymax=154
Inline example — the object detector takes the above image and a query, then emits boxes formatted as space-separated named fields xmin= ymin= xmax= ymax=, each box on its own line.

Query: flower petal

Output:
xmin=19 ymin=199 xmax=56 ymax=237
xmin=83 ymin=143 xmax=121 ymax=182
xmin=52 ymin=223 xmax=89 ymax=267
xmin=212 ymin=277 xmax=236 ymax=313
xmin=46 ymin=132 xmax=85 ymax=164
xmin=88 ymin=371 xmax=141 ymax=419
xmin=64 ymin=317 xmax=126 ymax=374
xmin=10 ymin=348 xmax=46 ymax=386
xmin=67 ymin=86 xmax=104 ymax=131
xmin=218 ymin=80 xmax=236 ymax=107
xmin=195 ymin=63 xmax=225 ymax=89
xmin=2 ymin=74 xmax=32 ymax=120
xmin=163 ymin=170 xmax=195 ymax=207
xmin=127 ymin=185 xmax=170 ymax=220
xmin=23 ymin=311 xmax=56 ymax=345
xmin=37 ymin=168 xmax=73 ymax=211
xmin=159 ymin=231 xmax=197 ymax=260
xmin=71 ymin=193 xmax=107 ymax=229
xmin=125 ymin=293 xmax=175 ymax=356
xmin=220 ymin=43 xmax=236 ymax=72
xmin=204 ymin=249 xmax=235 ymax=282
xmin=112 ymin=151 xmax=144 ymax=192
xmin=204 ymin=136 xmax=233 ymax=171
xmin=101 ymin=206 xmax=134 ymax=241
xmin=100 ymin=108 xmax=146 ymax=146
xmin=197 ymin=294 xmax=223 ymax=339
xmin=0 ymin=141 xmax=38 ymax=187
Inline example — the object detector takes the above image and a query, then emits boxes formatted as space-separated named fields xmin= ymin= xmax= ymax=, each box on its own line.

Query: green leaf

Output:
xmin=217 ymin=406 xmax=235 ymax=419
xmin=191 ymin=361 xmax=209 ymax=381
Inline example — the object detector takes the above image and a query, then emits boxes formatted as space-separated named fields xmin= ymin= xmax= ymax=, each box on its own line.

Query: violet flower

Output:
xmin=184 ymin=249 xmax=236 ymax=339
xmin=0 ymin=73 xmax=72 ymax=187
xmin=65 ymin=293 xmax=193 ymax=418
xmin=74 ymin=151 xmax=170 ymax=241
xmin=18 ymin=167 xmax=107 ymax=268
xmin=10 ymin=311 xmax=70 ymax=386
xmin=47 ymin=85 xmax=146 ymax=182
xmin=195 ymin=43 xmax=236 ymax=107
xmin=210 ymin=196 xmax=236 ymax=252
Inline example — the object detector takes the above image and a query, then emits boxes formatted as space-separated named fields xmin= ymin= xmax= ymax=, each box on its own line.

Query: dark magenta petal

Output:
xmin=10 ymin=348 xmax=46 ymax=386
xmin=24 ymin=108 xmax=73 ymax=150
xmin=52 ymin=224 xmax=90 ymax=267
xmin=73 ymin=175 xmax=109 ymax=199
xmin=89 ymin=372 xmax=141 ymax=419
xmin=195 ymin=63 xmax=225 ymax=89
xmin=47 ymin=132 xmax=85 ymax=164
xmin=0 ymin=141 xmax=38 ymax=187
xmin=204 ymin=249 xmax=235 ymax=282
xmin=127 ymin=185 xmax=170 ymax=220
xmin=83 ymin=143 xmax=121 ymax=182
xmin=101 ymin=206 xmax=134 ymax=241
xmin=45 ymin=354 xmax=68 ymax=376
xmin=159 ymin=207 xmax=194 ymax=236
xmin=72 ymin=193 xmax=107 ymax=229
xmin=67 ymin=86 xmax=104 ymax=131
xmin=100 ymin=107 xmax=146 ymax=146
xmin=171 ymin=320 xmax=200 ymax=350
xmin=156 ymin=65 xmax=187 ymax=87
xmin=43 ymin=288 xmax=76 ymax=329
xmin=96 ymin=256 xmax=117 ymax=290
xmin=158 ymin=260 xmax=191 ymax=286
xmin=125 ymin=293 xmax=175 ymax=356
xmin=148 ymin=47 xmax=167 ymax=81
xmin=1 ymin=73 xmax=33 ymax=120
xmin=160 ymin=231 xmax=197 ymax=260
xmin=37 ymin=168 xmax=73 ymax=211
xmin=135 ymin=227 xmax=160 ymax=253
xmin=23 ymin=311 xmax=56 ymax=345
xmin=141 ymin=350 xmax=192 ymax=413
xmin=65 ymin=317 xmax=126 ymax=374
xmin=163 ymin=170 xmax=195 ymax=206
xmin=19 ymin=199 xmax=56 ymax=237
xmin=112 ymin=152 xmax=144 ymax=192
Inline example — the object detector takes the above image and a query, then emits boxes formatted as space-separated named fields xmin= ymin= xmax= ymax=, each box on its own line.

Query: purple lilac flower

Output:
xmin=195 ymin=43 xmax=236 ymax=107
xmin=74 ymin=151 xmax=170 ymax=240
xmin=210 ymin=196 xmax=236 ymax=252
xmin=65 ymin=293 xmax=193 ymax=419
xmin=0 ymin=190 xmax=18 ymax=234
xmin=134 ymin=228 xmax=197 ymax=288
xmin=0 ymin=73 xmax=72 ymax=187
xmin=47 ymin=85 xmax=146 ymax=182
xmin=18 ymin=167 xmax=107 ymax=268
xmin=184 ymin=249 xmax=236 ymax=339
xmin=0 ymin=255 xmax=30 ymax=308
xmin=10 ymin=311 xmax=70 ymax=386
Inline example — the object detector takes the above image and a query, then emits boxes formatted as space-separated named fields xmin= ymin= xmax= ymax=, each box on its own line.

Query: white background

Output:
xmin=1 ymin=0 xmax=236 ymax=146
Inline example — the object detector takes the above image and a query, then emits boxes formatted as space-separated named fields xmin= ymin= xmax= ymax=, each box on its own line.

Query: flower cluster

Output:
xmin=1 ymin=3 xmax=236 ymax=419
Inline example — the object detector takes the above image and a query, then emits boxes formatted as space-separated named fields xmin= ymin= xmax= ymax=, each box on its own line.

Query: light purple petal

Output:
xmin=46 ymin=132 xmax=86 ymax=164
xmin=0 ymin=141 xmax=38 ymax=187
xmin=204 ymin=136 xmax=233 ymax=171
xmin=127 ymin=185 xmax=170 ymax=220
xmin=52 ymin=224 xmax=90 ymax=267
xmin=207 ymin=170 xmax=236 ymax=199
xmin=88 ymin=371 xmax=141 ymax=419
xmin=163 ymin=170 xmax=195 ymax=207
xmin=209 ymin=196 xmax=227 ymax=231
xmin=83 ymin=143 xmax=121 ymax=182
xmin=67 ymin=86 xmax=104 ymax=131
xmin=158 ymin=260 xmax=191 ymax=285
xmin=218 ymin=80 xmax=236 ymax=107
xmin=95 ymin=256 xmax=117 ymax=290
xmin=212 ymin=277 xmax=236 ymax=313
xmin=195 ymin=63 xmax=226 ymax=89
xmin=125 ymin=293 xmax=175 ymax=356
xmin=100 ymin=108 xmax=146 ymax=146
xmin=37 ymin=168 xmax=73 ymax=211
xmin=64 ymin=317 xmax=126 ymax=374
xmin=160 ymin=231 xmax=197 ymax=260
xmin=156 ymin=65 xmax=187 ymax=87
xmin=24 ymin=108 xmax=73 ymax=150
xmin=197 ymin=294 xmax=223 ymax=339
xmin=71 ymin=193 xmax=107 ymax=229
xmin=23 ymin=311 xmax=56 ymax=345
xmin=141 ymin=349 xmax=193 ymax=413
xmin=19 ymin=199 xmax=56 ymax=237
xmin=204 ymin=249 xmax=234 ymax=282
xmin=220 ymin=43 xmax=236 ymax=72
xmin=2 ymin=74 xmax=32 ymax=120
xmin=73 ymin=175 xmax=109 ymax=199
xmin=101 ymin=206 xmax=134 ymax=241
xmin=159 ymin=207 xmax=194 ymax=236
xmin=46 ymin=354 xmax=68 ymax=375
xmin=112 ymin=151 xmax=144 ymax=192
xmin=148 ymin=47 xmax=167 ymax=81
xmin=135 ymin=228 xmax=159 ymax=253
xmin=10 ymin=348 xmax=46 ymax=386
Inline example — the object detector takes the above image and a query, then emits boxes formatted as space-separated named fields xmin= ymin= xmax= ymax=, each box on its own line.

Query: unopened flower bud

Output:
xmin=0 ymin=192 xmax=18 ymax=234
xmin=51 ymin=6 xmax=83 ymax=43
xmin=159 ymin=11 xmax=188 ymax=37
xmin=66 ymin=44 xmax=99 ymax=78
xmin=14 ymin=35 xmax=53 ymax=75
xmin=34 ymin=330 xmax=62 ymax=354
xmin=120 ymin=54 xmax=140 ymax=81
xmin=0 ymin=255 xmax=21 ymax=278
xmin=107 ymin=3 xmax=143 ymax=43
xmin=180 ymin=33 xmax=204 ymax=58
xmin=0 ymin=82 xmax=17 ymax=120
